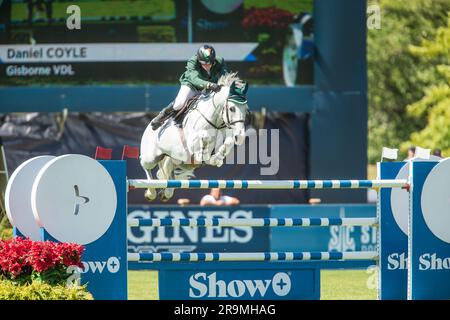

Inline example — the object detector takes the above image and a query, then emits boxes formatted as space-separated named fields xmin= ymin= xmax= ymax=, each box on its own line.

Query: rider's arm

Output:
xmin=184 ymin=58 xmax=210 ymax=90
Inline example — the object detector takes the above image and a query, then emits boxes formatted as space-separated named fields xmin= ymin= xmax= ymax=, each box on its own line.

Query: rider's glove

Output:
xmin=207 ymin=82 xmax=221 ymax=93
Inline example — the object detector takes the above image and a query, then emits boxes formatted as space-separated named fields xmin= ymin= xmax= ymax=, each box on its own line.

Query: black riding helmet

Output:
xmin=197 ymin=44 xmax=216 ymax=64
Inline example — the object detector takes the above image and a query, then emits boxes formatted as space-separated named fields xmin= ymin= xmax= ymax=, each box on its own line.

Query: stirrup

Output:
xmin=151 ymin=103 xmax=174 ymax=130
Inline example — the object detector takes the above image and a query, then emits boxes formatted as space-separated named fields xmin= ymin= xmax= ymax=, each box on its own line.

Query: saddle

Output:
xmin=172 ymin=92 xmax=210 ymax=127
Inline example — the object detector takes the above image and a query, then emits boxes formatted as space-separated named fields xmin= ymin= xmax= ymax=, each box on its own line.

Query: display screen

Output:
xmin=0 ymin=0 xmax=314 ymax=86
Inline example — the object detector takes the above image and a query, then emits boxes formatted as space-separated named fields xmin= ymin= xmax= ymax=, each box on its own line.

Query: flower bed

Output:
xmin=0 ymin=237 xmax=84 ymax=285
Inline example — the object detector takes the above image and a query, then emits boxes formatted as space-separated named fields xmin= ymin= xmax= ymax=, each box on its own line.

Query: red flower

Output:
xmin=56 ymin=242 xmax=84 ymax=268
xmin=0 ymin=238 xmax=33 ymax=278
xmin=0 ymin=238 xmax=84 ymax=280
xmin=243 ymin=7 xmax=294 ymax=29
xmin=28 ymin=241 xmax=59 ymax=272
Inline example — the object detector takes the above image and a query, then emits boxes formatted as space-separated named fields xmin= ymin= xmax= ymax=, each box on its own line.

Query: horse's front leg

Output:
xmin=192 ymin=130 xmax=210 ymax=164
xmin=157 ymin=157 xmax=175 ymax=202
xmin=141 ymin=162 xmax=158 ymax=201
xmin=209 ymin=136 xmax=234 ymax=167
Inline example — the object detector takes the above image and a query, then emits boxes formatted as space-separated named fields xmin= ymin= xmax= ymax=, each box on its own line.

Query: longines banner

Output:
xmin=127 ymin=205 xmax=271 ymax=257
xmin=128 ymin=204 xmax=377 ymax=270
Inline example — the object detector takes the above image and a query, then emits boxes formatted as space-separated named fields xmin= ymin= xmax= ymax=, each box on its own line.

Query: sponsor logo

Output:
xmin=329 ymin=225 xmax=377 ymax=252
xmin=79 ymin=257 xmax=121 ymax=274
xmin=387 ymin=252 xmax=408 ymax=270
xmin=419 ymin=253 xmax=450 ymax=270
xmin=128 ymin=209 xmax=254 ymax=246
xmin=188 ymin=272 xmax=291 ymax=298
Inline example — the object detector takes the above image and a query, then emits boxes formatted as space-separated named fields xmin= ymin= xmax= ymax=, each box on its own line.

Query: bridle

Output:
xmin=196 ymin=91 xmax=247 ymax=130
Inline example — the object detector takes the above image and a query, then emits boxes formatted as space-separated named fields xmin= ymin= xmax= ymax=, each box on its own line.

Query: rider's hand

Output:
xmin=207 ymin=82 xmax=221 ymax=93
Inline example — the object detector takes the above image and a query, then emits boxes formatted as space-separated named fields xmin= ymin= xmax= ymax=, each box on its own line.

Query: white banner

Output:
xmin=0 ymin=43 xmax=258 ymax=63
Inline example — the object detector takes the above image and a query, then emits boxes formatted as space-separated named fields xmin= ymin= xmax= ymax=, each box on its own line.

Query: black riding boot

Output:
xmin=151 ymin=101 xmax=174 ymax=130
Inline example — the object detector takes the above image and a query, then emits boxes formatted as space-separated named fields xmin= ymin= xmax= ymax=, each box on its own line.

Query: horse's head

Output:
xmin=215 ymin=73 xmax=249 ymax=145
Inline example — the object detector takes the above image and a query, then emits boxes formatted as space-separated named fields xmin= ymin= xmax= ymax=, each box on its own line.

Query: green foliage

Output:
xmin=401 ymin=15 xmax=450 ymax=156
xmin=0 ymin=229 xmax=12 ymax=241
xmin=0 ymin=280 xmax=93 ymax=300
xmin=12 ymin=1 xmax=175 ymax=20
xmin=248 ymin=64 xmax=282 ymax=83
xmin=0 ymin=216 xmax=12 ymax=240
xmin=257 ymin=33 xmax=271 ymax=44
xmin=367 ymin=0 xmax=450 ymax=162
xmin=30 ymin=266 xmax=69 ymax=286
xmin=244 ymin=0 xmax=313 ymax=13
xmin=137 ymin=26 xmax=176 ymax=43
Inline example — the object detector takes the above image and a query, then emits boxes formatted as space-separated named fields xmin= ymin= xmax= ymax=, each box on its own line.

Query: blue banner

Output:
xmin=128 ymin=204 xmax=376 ymax=270
xmin=271 ymin=204 xmax=377 ymax=269
xmin=270 ymin=204 xmax=376 ymax=252
xmin=158 ymin=262 xmax=320 ymax=300
xmin=128 ymin=205 xmax=271 ymax=269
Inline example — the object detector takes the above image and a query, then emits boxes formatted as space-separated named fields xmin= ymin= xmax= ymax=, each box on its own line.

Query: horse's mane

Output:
xmin=218 ymin=72 xmax=241 ymax=87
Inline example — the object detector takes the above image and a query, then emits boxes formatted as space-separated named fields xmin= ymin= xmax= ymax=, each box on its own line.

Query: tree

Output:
xmin=367 ymin=0 xmax=449 ymax=162
xmin=401 ymin=14 xmax=450 ymax=156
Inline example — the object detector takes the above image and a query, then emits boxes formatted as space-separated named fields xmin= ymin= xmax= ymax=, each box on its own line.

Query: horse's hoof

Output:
xmin=209 ymin=156 xmax=223 ymax=167
xmin=160 ymin=194 xmax=171 ymax=202
xmin=160 ymin=190 xmax=174 ymax=202
xmin=194 ymin=153 xmax=203 ymax=163
xmin=144 ymin=189 xmax=157 ymax=201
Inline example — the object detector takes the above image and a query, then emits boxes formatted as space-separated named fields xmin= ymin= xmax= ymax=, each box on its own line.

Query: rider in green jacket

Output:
xmin=151 ymin=44 xmax=228 ymax=130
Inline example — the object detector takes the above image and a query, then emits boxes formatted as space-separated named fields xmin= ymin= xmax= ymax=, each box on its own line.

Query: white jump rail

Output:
xmin=128 ymin=251 xmax=379 ymax=262
xmin=127 ymin=179 xmax=409 ymax=190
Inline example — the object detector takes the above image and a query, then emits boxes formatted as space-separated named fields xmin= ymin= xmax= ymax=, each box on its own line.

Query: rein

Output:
xmin=195 ymin=91 xmax=245 ymax=130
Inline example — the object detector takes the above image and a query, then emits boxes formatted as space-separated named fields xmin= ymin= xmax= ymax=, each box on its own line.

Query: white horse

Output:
xmin=140 ymin=72 xmax=249 ymax=201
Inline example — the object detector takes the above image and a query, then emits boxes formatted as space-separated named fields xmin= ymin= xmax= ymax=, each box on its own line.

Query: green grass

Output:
xmin=128 ymin=270 xmax=159 ymax=300
xmin=321 ymin=269 xmax=378 ymax=300
xmin=128 ymin=269 xmax=378 ymax=300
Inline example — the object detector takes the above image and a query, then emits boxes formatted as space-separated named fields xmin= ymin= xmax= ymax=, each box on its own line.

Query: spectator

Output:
xmin=407 ymin=146 xmax=416 ymax=159
xmin=200 ymin=188 xmax=240 ymax=206
xmin=177 ymin=198 xmax=191 ymax=206
xmin=433 ymin=149 xmax=442 ymax=157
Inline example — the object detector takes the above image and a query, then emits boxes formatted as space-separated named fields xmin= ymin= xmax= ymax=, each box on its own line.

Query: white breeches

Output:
xmin=173 ymin=85 xmax=199 ymax=111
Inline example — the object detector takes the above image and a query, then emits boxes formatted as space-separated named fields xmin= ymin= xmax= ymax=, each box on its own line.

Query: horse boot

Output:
xmin=151 ymin=101 xmax=175 ymax=130
xmin=173 ymin=110 xmax=185 ymax=128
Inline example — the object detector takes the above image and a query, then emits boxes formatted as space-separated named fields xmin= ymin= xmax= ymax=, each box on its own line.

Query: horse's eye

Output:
xmin=229 ymin=106 xmax=236 ymax=112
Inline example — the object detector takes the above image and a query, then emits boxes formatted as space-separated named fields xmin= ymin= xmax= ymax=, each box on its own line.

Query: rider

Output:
xmin=151 ymin=44 xmax=228 ymax=130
